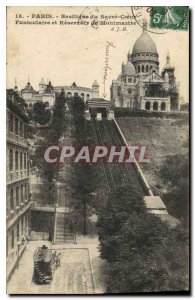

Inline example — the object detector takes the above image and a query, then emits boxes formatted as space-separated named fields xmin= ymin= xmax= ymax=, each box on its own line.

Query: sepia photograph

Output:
xmin=6 ymin=5 xmax=189 ymax=295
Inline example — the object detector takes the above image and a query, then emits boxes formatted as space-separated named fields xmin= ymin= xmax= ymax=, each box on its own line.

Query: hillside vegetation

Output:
xmin=117 ymin=115 xmax=189 ymax=223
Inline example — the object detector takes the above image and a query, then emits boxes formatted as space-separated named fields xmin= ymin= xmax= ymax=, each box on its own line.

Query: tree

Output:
xmin=32 ymin=101 xmax=51 ymax=125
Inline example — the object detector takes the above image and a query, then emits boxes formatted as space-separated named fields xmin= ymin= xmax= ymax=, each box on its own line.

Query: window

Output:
xmin=161 ymin=102 xmax=166 ymax=111
xmin=153 ymin=102 xmax=158 ymax=111
xmin=20 ymin=152 xmax=23 ymax=170
xmin=9 ymin=149 xmax=13 ymax=171
xmin=134 ymin=78 xmax=136 ymax=83
xmin=146 ymin=65 xmax=149 ymax=72
xmin=21 ymin=185 xmax=24 ymax=203
xmin=16 ymin=186 xmax=19 ymax=207
xmin=15 ymin=118 xmax=19 ymax=135
xmin=142 ymin=65 xmax=145 ymax=73
xmin=128 ymin=78 xmax=132 ymax=83
xmin=138 ymin=66 xmax=140 ymax=73
xmin=24 ymin=153 xmax=27 ymax=169
xmin=128 ymin=89 xmax=132 ymax=95
xmin=145 ymin=101 xmax=151 ymax=110
xmin=10 ymin=188 xmax=14 ymax=211
xmin=15 ymin=151 xmax=19 ymax=170
xmin=9 ymin=114 xmax=14 ymax=132
xmin=11 ymin=230 xmax=15 ymax=249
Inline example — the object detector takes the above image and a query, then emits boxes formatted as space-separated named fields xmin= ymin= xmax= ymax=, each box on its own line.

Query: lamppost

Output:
xmin=17 ymin=241 xmax=21 ymax=268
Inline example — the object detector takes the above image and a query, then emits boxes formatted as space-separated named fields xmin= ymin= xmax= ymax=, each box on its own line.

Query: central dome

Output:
xmin=122 ymin=61 xmax=136 ymax=76
xmin=132 ymin=31 xmax=157 ymax=55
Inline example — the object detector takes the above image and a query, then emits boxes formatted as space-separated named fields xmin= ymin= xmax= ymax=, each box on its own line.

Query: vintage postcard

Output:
xmin=6 ymin=6 xmax=189 ymax=294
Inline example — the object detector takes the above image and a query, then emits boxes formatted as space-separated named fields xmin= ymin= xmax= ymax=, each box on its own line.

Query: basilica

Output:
xmin=110 ymin=20 xmax=180 ymax=112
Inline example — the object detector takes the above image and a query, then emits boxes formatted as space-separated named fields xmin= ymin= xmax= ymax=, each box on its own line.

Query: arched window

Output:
xmin=67 ymin=92 xmax=72 ymax=98
xmin=87 ymin=94 xmax=90 ymax=98
xmin=16 ymin=186 xmax=19 ymax=207
xmin=146 ymin=65 xmax=149 ymax=72
xmin=15 ymin=151 xmax=19 ymax=171
xmin=142 ymin=65 xmax=144 ymax=73
xmin=9 ymin=149 xmax=13 ymax=171
xmin=10 ymin=188 xmax=14 ymax=211
xmin=128 ymin=89 xmax=132 ymax=95
xmin=81 ymin=93 xmax=84 ymax=98
xmin=161 ymin=102 xmax=166 ymax=111
xmin=138 ymin=66 xmax=140 ymax=73
xmin=153 ymin=102 xmax=158 ymax=111
xmin=74 ymin=92 xmax=78 ymax=97
xmin=145 ymin=101 xmax=151 ymax=110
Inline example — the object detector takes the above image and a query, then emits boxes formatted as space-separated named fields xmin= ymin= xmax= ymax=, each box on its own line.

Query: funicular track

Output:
xmin=91 ymin=118 xmax=144 ymax=196
xmin=91 ymin=119 xmax=116 ymax=192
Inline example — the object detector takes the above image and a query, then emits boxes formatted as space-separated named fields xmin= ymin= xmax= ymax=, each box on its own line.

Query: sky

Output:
xmin=7 ymin=6 xmax=189 ymax=102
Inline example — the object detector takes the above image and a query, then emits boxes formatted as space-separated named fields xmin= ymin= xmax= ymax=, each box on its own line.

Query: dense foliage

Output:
xmin=97 ymin=186 xmax=189 ymax=293
xmin=31 ymin=101 xmax=51 ymax=125
xmin=160 ymin=154 xmax=189 ymax=226
xmin=30 ymin=91 xmax=66 ymax=204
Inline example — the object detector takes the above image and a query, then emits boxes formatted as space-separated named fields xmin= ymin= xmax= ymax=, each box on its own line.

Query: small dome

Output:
xmin=132 ymin=31 xmax=157 ymax=55
xmin=122 ymin=61 xmax=136 ymax=76
xmin=92 ymin=80 xmax=99 ymax=87
xmin=23 ymin=81 xmax=35 ymax=92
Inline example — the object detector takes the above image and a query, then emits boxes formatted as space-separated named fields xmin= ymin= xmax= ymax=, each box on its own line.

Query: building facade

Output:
xmin=6 ymin=91 xmax=31 ymax=280
xmin=110 ymin=20 xmax=180 ymax=112
xmin=21 ymin=79 xmax=99 ymax=108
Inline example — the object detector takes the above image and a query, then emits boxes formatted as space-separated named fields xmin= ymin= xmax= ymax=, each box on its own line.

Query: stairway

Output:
xmin=55 ymin=212 xmax=75 ymax=244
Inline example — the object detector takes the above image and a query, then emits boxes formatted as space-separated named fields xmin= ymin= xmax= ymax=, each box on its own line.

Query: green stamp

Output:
xmin=149 ymin=6 xmax=189 ymax=31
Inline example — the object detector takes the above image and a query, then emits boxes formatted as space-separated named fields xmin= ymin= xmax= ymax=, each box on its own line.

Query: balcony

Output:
xmin=7 ymin=132 xmax=28 ymax=148
xmin=7 ymin=170 xmax=28 ymax=184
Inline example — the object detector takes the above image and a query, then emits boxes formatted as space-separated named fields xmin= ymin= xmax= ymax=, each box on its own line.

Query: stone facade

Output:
xmin=6 ymin=93 xmax=31 ymax=280
xmin=110 ymin=20 xmax=180 ymax=112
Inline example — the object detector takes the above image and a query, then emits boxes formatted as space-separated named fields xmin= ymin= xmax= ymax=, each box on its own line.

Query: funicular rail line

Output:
xmin=91 ymin=119 xmax=116 ymax=191
xmin=101 ymin=120 xmax=130 ymax=186
xmin=106 ymin=120 xmax=144 ymax=195
xmin=91 ymin=118 xmax=144 ymax=195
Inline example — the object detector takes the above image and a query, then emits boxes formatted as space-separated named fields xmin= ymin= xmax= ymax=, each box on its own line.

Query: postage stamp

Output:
xmin=149 ymin=6 xmax=189 ymax=31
